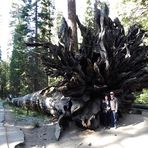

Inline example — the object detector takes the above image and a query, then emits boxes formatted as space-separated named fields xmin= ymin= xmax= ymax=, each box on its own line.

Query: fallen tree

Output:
xmin=10 ymin=4 xmax=148 ymax=140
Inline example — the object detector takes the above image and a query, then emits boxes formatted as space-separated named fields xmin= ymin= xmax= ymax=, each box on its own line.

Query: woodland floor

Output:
xmin=4 ymin=103 xmax=148 ymax=148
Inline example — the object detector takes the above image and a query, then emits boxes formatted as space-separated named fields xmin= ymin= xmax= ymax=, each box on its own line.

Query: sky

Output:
xmin=0 ymin=0 xmax=12 ymax=60
xmin=0 ymin=0 xmax=120 ymax=61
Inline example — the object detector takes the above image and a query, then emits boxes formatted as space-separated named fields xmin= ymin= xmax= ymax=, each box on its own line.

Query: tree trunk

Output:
xmin=33 ymin=0 xmax=39 ymax=91
xmin=18 ymin=3 xmax=148 ymax=140
xmin=68 ymin=0 xmax=78 ymax=51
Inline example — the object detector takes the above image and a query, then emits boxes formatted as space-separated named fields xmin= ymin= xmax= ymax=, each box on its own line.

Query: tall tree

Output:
xmin=10 ymin=22 xmax=30 ymax=96
xmin=68 ymin=0 xmax=78 ymax=51
xmin=0 ymin=47 xmax=2 ymax=61
xmin=33 ymin=0 xmax=54 ymax=89
xmin=55 ymin=11 xmax=63 ymax=33
xmin=84 ymin=0 xmax=94 ymax=28
xmin=0 ymin=61 xmax=10 ymax=98
xmin=10 ymin=0 xmax=33 ymax=96
xmin=117 ymin=0 xmax=148 ymax=31
xmin=9 ymin=0 xmax=54 ymax=95
xmin=38 ymin=0 xmax=54 ymax=42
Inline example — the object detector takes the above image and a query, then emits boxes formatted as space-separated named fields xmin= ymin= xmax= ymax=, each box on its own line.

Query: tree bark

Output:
xmin=68 ymin=0 xmax=78 ymax=51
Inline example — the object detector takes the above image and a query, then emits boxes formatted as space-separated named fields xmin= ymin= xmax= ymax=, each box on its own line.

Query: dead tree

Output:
xmin=10 ymin=4 xmax=148 ymax=140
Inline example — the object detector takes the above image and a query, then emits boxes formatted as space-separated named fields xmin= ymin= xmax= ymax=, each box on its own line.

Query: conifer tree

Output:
xmin=84 ymin=0 xmax=94 ymax=28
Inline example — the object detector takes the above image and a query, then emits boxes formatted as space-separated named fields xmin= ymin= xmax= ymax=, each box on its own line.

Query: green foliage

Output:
xmin=84 ymin=0 xmax=109 ymax=29
xmin=38 ymin=0 xmax=54 ymax=42
xmin=123 ymin=0 xmax=147 ymax=5
xmin=4 ymin=101 xmax=49 ymax=125
xmin=118 ymin=0 xmax=148 ymax=31
xmin=0 ymin=61 xmax=10 ymax=98
xmin=55 ymin=11 xmax=63 ymax=34
xmin=9 ymin=0 xmax=54 ymax=96
xmin=48 ymin=76 xmax=63 ymax=86
xmin=84 ymin=0 xmax=94 ymax=28
xmin=51 ymin=11 xmax=63 ymax=44
xmin=135 ymin=89 xmax=148 ymax=104
xmin=10 ymin=1 xmax=32 ymax=96
xmin=118 ymin=0 xmax=148 ymax=104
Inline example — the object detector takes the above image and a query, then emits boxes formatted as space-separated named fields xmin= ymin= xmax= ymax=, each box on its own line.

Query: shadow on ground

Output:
xmin=15 ymin=111 xmax=148 ymax=148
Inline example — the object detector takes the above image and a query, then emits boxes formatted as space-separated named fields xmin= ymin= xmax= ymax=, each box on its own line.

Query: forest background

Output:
xmin=0 ymin=0 xmax=147 ymax=103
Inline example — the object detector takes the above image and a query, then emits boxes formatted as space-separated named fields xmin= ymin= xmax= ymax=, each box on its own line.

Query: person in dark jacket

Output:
xmin=101 ymin=95 xmax=110 ymax=128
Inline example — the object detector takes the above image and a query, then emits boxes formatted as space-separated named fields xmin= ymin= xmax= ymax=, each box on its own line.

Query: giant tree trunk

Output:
xmin=12 ymin=3 xmax=148 ymax=140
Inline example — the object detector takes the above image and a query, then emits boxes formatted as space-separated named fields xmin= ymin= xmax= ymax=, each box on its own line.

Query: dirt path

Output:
xmin=0 ymin=101 xmax=24 ymax=148
xmin=4 ymin=103 xmax=148 ymax=148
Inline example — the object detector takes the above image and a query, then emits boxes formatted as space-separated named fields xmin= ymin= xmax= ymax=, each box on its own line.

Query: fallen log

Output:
xmin=10 ymin=3 xmax=148 ymax=140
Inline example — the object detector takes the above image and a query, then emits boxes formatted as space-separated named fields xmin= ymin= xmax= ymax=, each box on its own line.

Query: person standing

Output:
xmin=101 ymin=95 xmax=110 ymax=128
xmin=110 ymin=91 xmax=118 ymax=128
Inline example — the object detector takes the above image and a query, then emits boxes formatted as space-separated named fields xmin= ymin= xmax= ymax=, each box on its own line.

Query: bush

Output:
xmin=135 ymin=89 xmax=148 ymax=104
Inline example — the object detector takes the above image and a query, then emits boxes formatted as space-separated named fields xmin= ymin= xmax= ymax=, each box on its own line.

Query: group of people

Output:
xmin=101 ymin=91 xmax=118 ymax=129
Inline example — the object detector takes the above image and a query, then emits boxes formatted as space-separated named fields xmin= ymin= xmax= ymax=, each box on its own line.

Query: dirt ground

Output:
xmin=4 ymin=105 xmax=148 ymax=148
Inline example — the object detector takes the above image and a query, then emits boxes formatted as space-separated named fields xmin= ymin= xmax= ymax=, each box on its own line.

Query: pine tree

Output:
xmin=38 ymin=0 xmax=54 ymax=42
xmin=10 ymin=0 xmax=54 ymax=95
xmin=10 ymin=0 xmax=37 ymax=95
xmin=0 ymin=61 xmax=10 ymax=98
xmin=32 ymin=0 xmax=54 ymax=90
xmin=10 ymin=22 xmax=30 ymax=96
xmin=84 ymin=0 xmax=94 ymax=28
